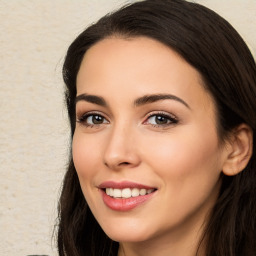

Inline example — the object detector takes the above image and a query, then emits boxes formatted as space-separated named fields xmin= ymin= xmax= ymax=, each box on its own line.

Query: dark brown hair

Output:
xmin=57 ymin=0 xmax=256 ymax=255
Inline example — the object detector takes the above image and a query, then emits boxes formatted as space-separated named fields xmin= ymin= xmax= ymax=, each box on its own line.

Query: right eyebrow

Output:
xmin=75 ymin=93 xmax=107 ymax=107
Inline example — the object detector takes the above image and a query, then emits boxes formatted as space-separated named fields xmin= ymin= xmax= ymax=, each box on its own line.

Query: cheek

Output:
xmin=72 ymin=132 xmax=100 ymax=180
xmin=144 ymin=130 xmax=222 ymax=220
xmin=142 ymin=128 xmax=222 ymax=184
xmin=72 ymin=132 xmax=103 ymax=210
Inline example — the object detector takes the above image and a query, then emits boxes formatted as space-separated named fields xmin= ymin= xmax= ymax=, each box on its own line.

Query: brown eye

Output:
xmin=146 ymin=113 xmax=178 ymax=126
xmin=154 ymin=115 xmax=169 ymax=124
xmin=77 ymin=113 xmax=109 ymax=126
xmin=90 ymin=115 xmax=105 ymax=124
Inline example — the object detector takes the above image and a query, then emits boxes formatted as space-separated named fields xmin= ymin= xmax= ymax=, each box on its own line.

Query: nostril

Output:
xmin=104 ymin=161 xmax=130 ymax=167
xmin=120 ymin=162 xmax=130 ymax=165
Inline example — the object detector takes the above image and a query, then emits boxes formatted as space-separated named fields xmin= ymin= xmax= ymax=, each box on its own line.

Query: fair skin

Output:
xmin=73 ymin=37 xmax=252 ymax=256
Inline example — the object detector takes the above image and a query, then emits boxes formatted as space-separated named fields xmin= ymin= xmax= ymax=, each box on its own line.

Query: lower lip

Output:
xmin=101 ymin=190 xmax=155 ymax=211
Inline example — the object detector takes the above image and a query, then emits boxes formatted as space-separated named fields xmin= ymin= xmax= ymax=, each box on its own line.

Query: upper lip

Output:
xmin=98 ymin=181 xmax=156 ymax=190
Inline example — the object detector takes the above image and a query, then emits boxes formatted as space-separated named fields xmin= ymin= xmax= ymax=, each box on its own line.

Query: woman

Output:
xmin=57 ymin=0 xmax=256 ymax=255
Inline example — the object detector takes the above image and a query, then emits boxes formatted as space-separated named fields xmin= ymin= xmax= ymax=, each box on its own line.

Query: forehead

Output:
xmin=77 ymin=36 xmax=214 ymax=111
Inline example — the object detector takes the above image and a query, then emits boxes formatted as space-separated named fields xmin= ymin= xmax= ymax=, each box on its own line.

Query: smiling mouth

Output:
xmin=100 ymin=182 xmax=157 ymax=211
xmin=104 ymin=188 xmax=156 ymax=199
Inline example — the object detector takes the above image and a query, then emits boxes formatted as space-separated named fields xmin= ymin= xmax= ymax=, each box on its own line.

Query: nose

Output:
xmin=103 ymin=124 xmax=141 ymax=170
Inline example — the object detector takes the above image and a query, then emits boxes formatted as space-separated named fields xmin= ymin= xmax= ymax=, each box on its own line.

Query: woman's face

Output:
xmin=73 ymin=37 xmax=228 ymax=244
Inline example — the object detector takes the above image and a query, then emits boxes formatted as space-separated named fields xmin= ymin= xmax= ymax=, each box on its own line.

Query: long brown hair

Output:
xmin=57 ymin=0 xmax=256 ymax=255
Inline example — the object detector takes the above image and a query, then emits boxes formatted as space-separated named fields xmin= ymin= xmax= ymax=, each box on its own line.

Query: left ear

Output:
xmin=222 ymin=124 xmax=253 ymax=176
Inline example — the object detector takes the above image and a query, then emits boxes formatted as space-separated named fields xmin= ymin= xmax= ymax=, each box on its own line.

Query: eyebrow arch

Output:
xmin=134 ymin=94 xmax=190 ymax=109
xmin=75 ymin=93 xmax=107 ymax=106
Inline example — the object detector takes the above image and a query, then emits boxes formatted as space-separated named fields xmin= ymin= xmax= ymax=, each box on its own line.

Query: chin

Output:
xmin=107 ymin=232 xmax=151 ymax=243
xmin=101 ymin=222 xmax=154 ymax=243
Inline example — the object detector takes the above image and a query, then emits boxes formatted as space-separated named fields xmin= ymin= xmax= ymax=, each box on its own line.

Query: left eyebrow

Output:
xmin=134 ymin=94 xmax=190 ymax=109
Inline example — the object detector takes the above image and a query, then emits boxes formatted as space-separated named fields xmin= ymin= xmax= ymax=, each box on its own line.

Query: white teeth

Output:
xmin=113 ymin=188 xmax=122 ymax=198
xmin=105 ymin=188 xmax=155 ymax=198
xmin=131 ymin=188 xmax=140 ymax=197
xmin=147 ymin=189 xmax=154 ymax=194
xmin=140 ymin=188 xmax=146 ymax=196
xmin=122 ymin=188 xmax=132 ymax=198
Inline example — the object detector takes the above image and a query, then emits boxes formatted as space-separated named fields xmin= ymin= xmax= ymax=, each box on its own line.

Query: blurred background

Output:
xmin=0 ymin=0 xmax=255 ymax=255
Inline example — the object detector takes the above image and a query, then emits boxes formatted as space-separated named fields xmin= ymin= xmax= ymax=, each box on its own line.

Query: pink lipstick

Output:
xmin=99 ymin=181 xmax=157 ymax=211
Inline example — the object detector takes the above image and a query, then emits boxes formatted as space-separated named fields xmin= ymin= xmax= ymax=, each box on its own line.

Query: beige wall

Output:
xmin=0 ymin=1 xmax=255 ymax=255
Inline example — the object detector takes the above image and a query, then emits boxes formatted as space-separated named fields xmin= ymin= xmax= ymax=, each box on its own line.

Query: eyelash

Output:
xmin=76 ymin=111 xmax=109 ymax=128
xmin=76 ymin=111 xmax=178 ymax=128
xmin=143 ymin=111 xmax=178 ymax=128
